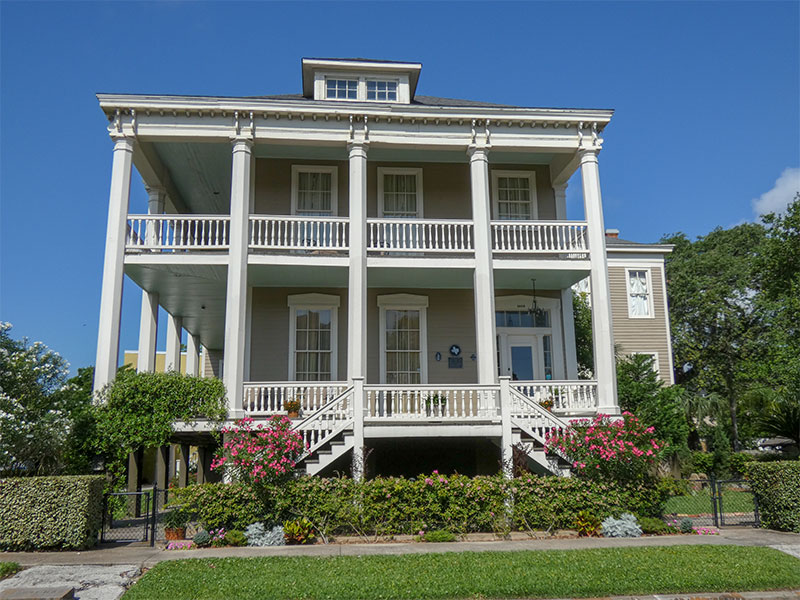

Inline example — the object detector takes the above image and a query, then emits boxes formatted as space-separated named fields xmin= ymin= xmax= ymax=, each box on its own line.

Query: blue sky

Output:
xmin=1 ymin=1 xmax=798 ymax=374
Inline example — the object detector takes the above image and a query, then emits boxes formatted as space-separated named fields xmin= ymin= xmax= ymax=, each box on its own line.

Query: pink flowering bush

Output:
xmin=211 ymin=416 xmax=306 ymax=486
xmin=545 ymin=412 xmax=667 ymax=483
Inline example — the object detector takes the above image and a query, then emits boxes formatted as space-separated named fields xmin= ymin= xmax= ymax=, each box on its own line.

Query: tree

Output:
xmin=662 ymin=223 xmax=768 ymax=449
xmin=0 ymin=322 xmax=71 ymax=475
xmin=573 ymin=290 xmax=594 ymax=377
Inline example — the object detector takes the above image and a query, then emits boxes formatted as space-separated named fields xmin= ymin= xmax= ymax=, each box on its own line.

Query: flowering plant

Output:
xmin=545 ymin=412 xmax=667 ymax=483
xmin=211 ymin=416 xmax=306 ymax=485
xmin=284 ymin=399 xmax=301 ymax=413
xmin=165 ymin=540 xmax=194 ymax=551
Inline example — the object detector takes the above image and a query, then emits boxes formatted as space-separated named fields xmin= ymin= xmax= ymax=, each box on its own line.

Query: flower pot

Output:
xmin=287 ymin=410 xmax=299 ymax=419
xmin=165 ymin=527 xmax=186 ymax=541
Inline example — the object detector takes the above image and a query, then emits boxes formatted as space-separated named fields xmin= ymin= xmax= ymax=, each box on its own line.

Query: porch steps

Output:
xmin=300 ymin=431 xmax=354 ymax=477
xmin=512 ymin=428 xmax=572 ymax=477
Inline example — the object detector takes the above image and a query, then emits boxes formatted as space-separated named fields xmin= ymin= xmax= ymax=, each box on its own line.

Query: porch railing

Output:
xmin=367 ymin=219 xmax=474 ymax=253
xmin=364 ymin=385 xmax=499 ymax=420
xmin=249 ymin=215 xmax=349 ymax=251
xmin=126 ymin=215 xmax=230 ymax=251
xmin=511 ymin=381 xmax=598 ymax=413
xmin=243 ymin=382 xmax=348 ymax=416
xmin=293 ymin=387 xmax=354 ymax=456
xmin=491 ymin=221 xmax=588 ymax=255
xmin=508 ymin=386 xmax=570 ymax=445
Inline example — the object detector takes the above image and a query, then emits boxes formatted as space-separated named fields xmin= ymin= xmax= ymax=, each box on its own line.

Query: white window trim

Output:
xmin=491 ymin=170 xmax=538 ymax=221
xmin=377 ymin=167 xmax=424 ymax=218
xmin=625 ymin=267 xmax=654 ymax=319
xmin=377 ymin=294 xmax=428 ymax=385
xmin=287 ymin=293 xmax=340 ymax=381
xmin=290 ymin=165 xmax=339 ymax=216
xmin=313 ymin=71 xmax=410 ymax=103
xmin=631 ymin=352 xmax=660 ymax=377
xmin=494 ymin=295 xmax=565 ymax=380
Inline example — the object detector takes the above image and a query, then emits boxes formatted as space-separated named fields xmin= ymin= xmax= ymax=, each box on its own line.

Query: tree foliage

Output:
xmin=94 ymin=369 xmax=228 ymax=486
xmin=573 ymin=290 xmax=594 ymax=377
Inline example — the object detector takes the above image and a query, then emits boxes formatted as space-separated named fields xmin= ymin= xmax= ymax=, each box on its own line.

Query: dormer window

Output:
xmin=326 ymin=79 xmax=357 ymax=100
xmin=367 ymin=80 xmax=398 ymax=101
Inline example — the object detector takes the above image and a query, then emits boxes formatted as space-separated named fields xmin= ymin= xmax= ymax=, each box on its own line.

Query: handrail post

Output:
xmin=351 ymin=377 xmax=365 ymax=481
xmin=500 ymin=376 xmax=513 ymax=479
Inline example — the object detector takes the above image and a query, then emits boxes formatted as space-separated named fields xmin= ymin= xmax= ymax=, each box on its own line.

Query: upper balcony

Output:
xmin=126 ymin=213 xmax=590 ymax=259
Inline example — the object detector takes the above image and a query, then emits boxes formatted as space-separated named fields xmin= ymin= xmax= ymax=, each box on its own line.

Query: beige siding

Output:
xmin=203 ymin=348 xmax=223 ymax=379
xmin=249 ymin=288 xmax=349 ymax=381
xmin=254 ymin=159 xmax=350 ymax=216
xmin=490 ymin=164 xmax=556 ymax=220
xmin=608 ymin=265 xmax=673 ymax=381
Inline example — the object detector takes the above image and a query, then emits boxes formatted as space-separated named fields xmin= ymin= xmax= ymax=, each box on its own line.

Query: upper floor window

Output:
xmin=626 ymin=269 xmax=653 ymax=318
xmin=291 ymin=166 xmax=338 ymax=216
xmin=492 ymin=171 xmax=537 ymax=220
xmin=378 ymin=168 xmax=423 ymax=218
xmin=367 ymin=80 xmax=398 ymax=101
xmin=326 ymin=79 xmax=357 ymax=100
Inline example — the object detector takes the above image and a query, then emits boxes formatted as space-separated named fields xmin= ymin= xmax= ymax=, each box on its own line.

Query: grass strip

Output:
xmin=123 ymin=545 xmax=800 ymax=600
xmin=0 ymin=562 xmax=20 ymax=581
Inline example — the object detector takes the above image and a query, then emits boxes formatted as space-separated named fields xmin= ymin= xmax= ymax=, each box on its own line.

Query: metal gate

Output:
xmin=664 ymin=477 xmax=760 ymax=528
xmin=101 ymin=485 xmax=169 ymax=545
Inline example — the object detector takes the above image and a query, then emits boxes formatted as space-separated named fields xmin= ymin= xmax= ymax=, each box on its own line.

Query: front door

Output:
xmin=500 ymin=335 xmax=538 ymax=381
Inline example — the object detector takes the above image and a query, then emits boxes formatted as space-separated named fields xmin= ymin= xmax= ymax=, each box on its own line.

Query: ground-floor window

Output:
xmin=378 ymin=294 xmax=428 ymax=384
xmin=287 ymin=293 xmax=339 ymax=381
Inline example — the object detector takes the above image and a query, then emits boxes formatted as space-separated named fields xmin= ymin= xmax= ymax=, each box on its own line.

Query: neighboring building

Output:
xmin=122 ymin=350 xmax=188 ymax=374
xmin=574 ymin=230 xmax=675 ymax=383
xmin=94 ymin=57 xmax=636 ymax=482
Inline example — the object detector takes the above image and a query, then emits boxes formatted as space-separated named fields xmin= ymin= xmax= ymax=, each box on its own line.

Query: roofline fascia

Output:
xmin=607 ymin=245 xmax=674 ymax=254
xmin=96 ymin=93 xmax=614 ymax=124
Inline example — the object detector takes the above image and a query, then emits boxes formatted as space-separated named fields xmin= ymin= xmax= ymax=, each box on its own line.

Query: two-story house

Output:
xmin=95 ymin=58 xmax=632 ymax=483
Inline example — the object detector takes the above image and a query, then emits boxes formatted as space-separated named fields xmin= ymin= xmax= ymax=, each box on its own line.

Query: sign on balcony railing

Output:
xmin=511 ymin=381 xmax=598 ymax=412
xmin=250 ymin=216 xmax=349 ymax=251
xmin=367 ymin=219 xmax=474 ymax=253
xmin=126 ymin=215 xmax=230 ymax=251
xmin=364 ymin=385 xmax=498 ymax=420
xmin=491 ymin=221 xmax=588 ymax=255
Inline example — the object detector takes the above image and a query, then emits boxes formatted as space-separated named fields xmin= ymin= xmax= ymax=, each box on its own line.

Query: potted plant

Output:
xmin=424 ymin=393 xmax=447 ymax=417
xmin=163 ymin=508 xmax=188 ymax=541
xmin=539 ymin=397 xmax=554 ymax=411
xmin=285 ymin=399 xmax=301 ymax=419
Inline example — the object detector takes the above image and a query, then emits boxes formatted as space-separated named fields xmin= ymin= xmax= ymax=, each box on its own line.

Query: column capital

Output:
xmin=553 ymin=182 xmax=568 ymax=194
xmin=110 ymin=134 xmax=135 ymax=152
xmin=578 ymin=147 xmax=600 ymax=164
xmin=230 ymin=137 xmax=254 ymax=152
xmin=467 ymin=145 xmax=490 ymax=162
xmin=347 ymin=140 xmax=369 ymax=157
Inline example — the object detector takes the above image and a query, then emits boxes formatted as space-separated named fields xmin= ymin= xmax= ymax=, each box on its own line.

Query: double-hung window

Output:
xmin=292 ymin=166 xmax=337 ymax=216
xmin=378 ymin=168 xmax=423 ymax=218
xmin=288 ymin=294 xmax=339 ymax=381
xmin=492 ymin=171 xmax=537 ymax=220
xmin=626 ymin=269 xmax=653 ymax=318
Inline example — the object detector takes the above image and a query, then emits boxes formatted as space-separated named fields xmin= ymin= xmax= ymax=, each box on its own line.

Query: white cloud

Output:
xmin=752 ymin=167 xmax=800 ymax=217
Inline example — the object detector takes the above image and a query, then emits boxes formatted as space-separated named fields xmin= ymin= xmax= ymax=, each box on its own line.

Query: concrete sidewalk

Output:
xmin=2 ymin=527 xmax=800 ymax=569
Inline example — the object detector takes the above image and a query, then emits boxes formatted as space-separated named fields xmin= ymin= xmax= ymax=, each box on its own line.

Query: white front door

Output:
xmin=499 ymin=335 xmax=538 ymax=381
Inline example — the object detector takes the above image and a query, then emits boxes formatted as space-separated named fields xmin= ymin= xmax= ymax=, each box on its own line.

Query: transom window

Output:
xmin=495 ymin=309 xmax=551 ymax=328
xmin=294 ymin=309 xmax=332 ymax=381
xmin=379 ymin=168 xmax=423 ymax=218
xmin=626 ymin=269 xmax=652 ymax=318
xmin=326 ymin=79 xmax=357 ymax=100
xmin=367 ymin=80 xmax=398 ymax=101
xmin=492 ymin=171 xmax=537 ymax=220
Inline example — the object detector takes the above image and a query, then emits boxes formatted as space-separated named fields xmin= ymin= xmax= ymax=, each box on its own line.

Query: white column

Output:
xmin=137 ymin=291 xmax=159 ymax=373
xmin=468 ymin=146 xmax=498 ymax=385
xmin=499 ymin=376 xmax=513 ymax=478
xmin=351 ymin=376 xmax=365 ymax=481
xmin=136 ymin=186 xmax=166 ymax=374
xmin=223 ymin=137 xmax=253 ymax=418
xmin=553 ymin=182 xmax=568 ymax=221
xmin=347 ymin=141 xmax=368 ymax=381
xmin=186 ymin=333 xmax=200 ymax=376
xmin=561 ymin=289 xmax=579 ymax=379
xmin=165 ymin=313 xmax=183 ymax=372
xmin=94 ymin=135 xmax=134 ymax=394
xmin=580 ymin=148 xmax=618 ymax=413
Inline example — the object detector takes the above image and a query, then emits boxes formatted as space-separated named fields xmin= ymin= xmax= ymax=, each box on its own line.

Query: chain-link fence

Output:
xmin=663 ymin=478 xmax=759 ymax=528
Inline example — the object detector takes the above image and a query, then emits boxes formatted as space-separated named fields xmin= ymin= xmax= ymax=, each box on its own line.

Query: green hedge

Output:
xmin=170 ymin=474 xmax=665 ymax=537
xmin=746 ymin=461 xmax=800 ymax=533
xmin=0 ymin=475 xmax=105 ymax=550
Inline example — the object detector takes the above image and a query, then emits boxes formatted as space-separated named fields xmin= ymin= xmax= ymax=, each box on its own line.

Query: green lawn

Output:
xmin=664 ymin=490 xmax=755 ymax=515
xmin=0 ymin=562 xmax=20 ymax=581
xmin=123 ymin=545 xmax=800 ymax=600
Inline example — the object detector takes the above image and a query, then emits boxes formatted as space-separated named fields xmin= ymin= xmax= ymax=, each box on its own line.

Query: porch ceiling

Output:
xmin=125 ymin=263 xmax=228 ymax=350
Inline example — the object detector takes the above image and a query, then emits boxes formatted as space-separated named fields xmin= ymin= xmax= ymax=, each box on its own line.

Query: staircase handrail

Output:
xmin=508 ymin=386 xmax=570 ymax=444
xmin=292 ymin=386 xmax=354 ymax=458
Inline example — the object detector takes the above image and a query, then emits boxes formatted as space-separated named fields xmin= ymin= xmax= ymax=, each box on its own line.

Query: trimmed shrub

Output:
xmin=224 ymin=529 xmax=247 ymax=547
xmin=601 ymin=513 xmax=642 ymax=538
xmin=244 ymin=522 xmax=285 ymax=547
xmin=0 ymin=475 xmax=104 ymax=550
xmin=168 ymin=482 xmax=264 ymax=530
xmin=421 ymin=529 xmax=456 ymax=542
xmin=746 ymin=461 xmax=800 ymax=532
